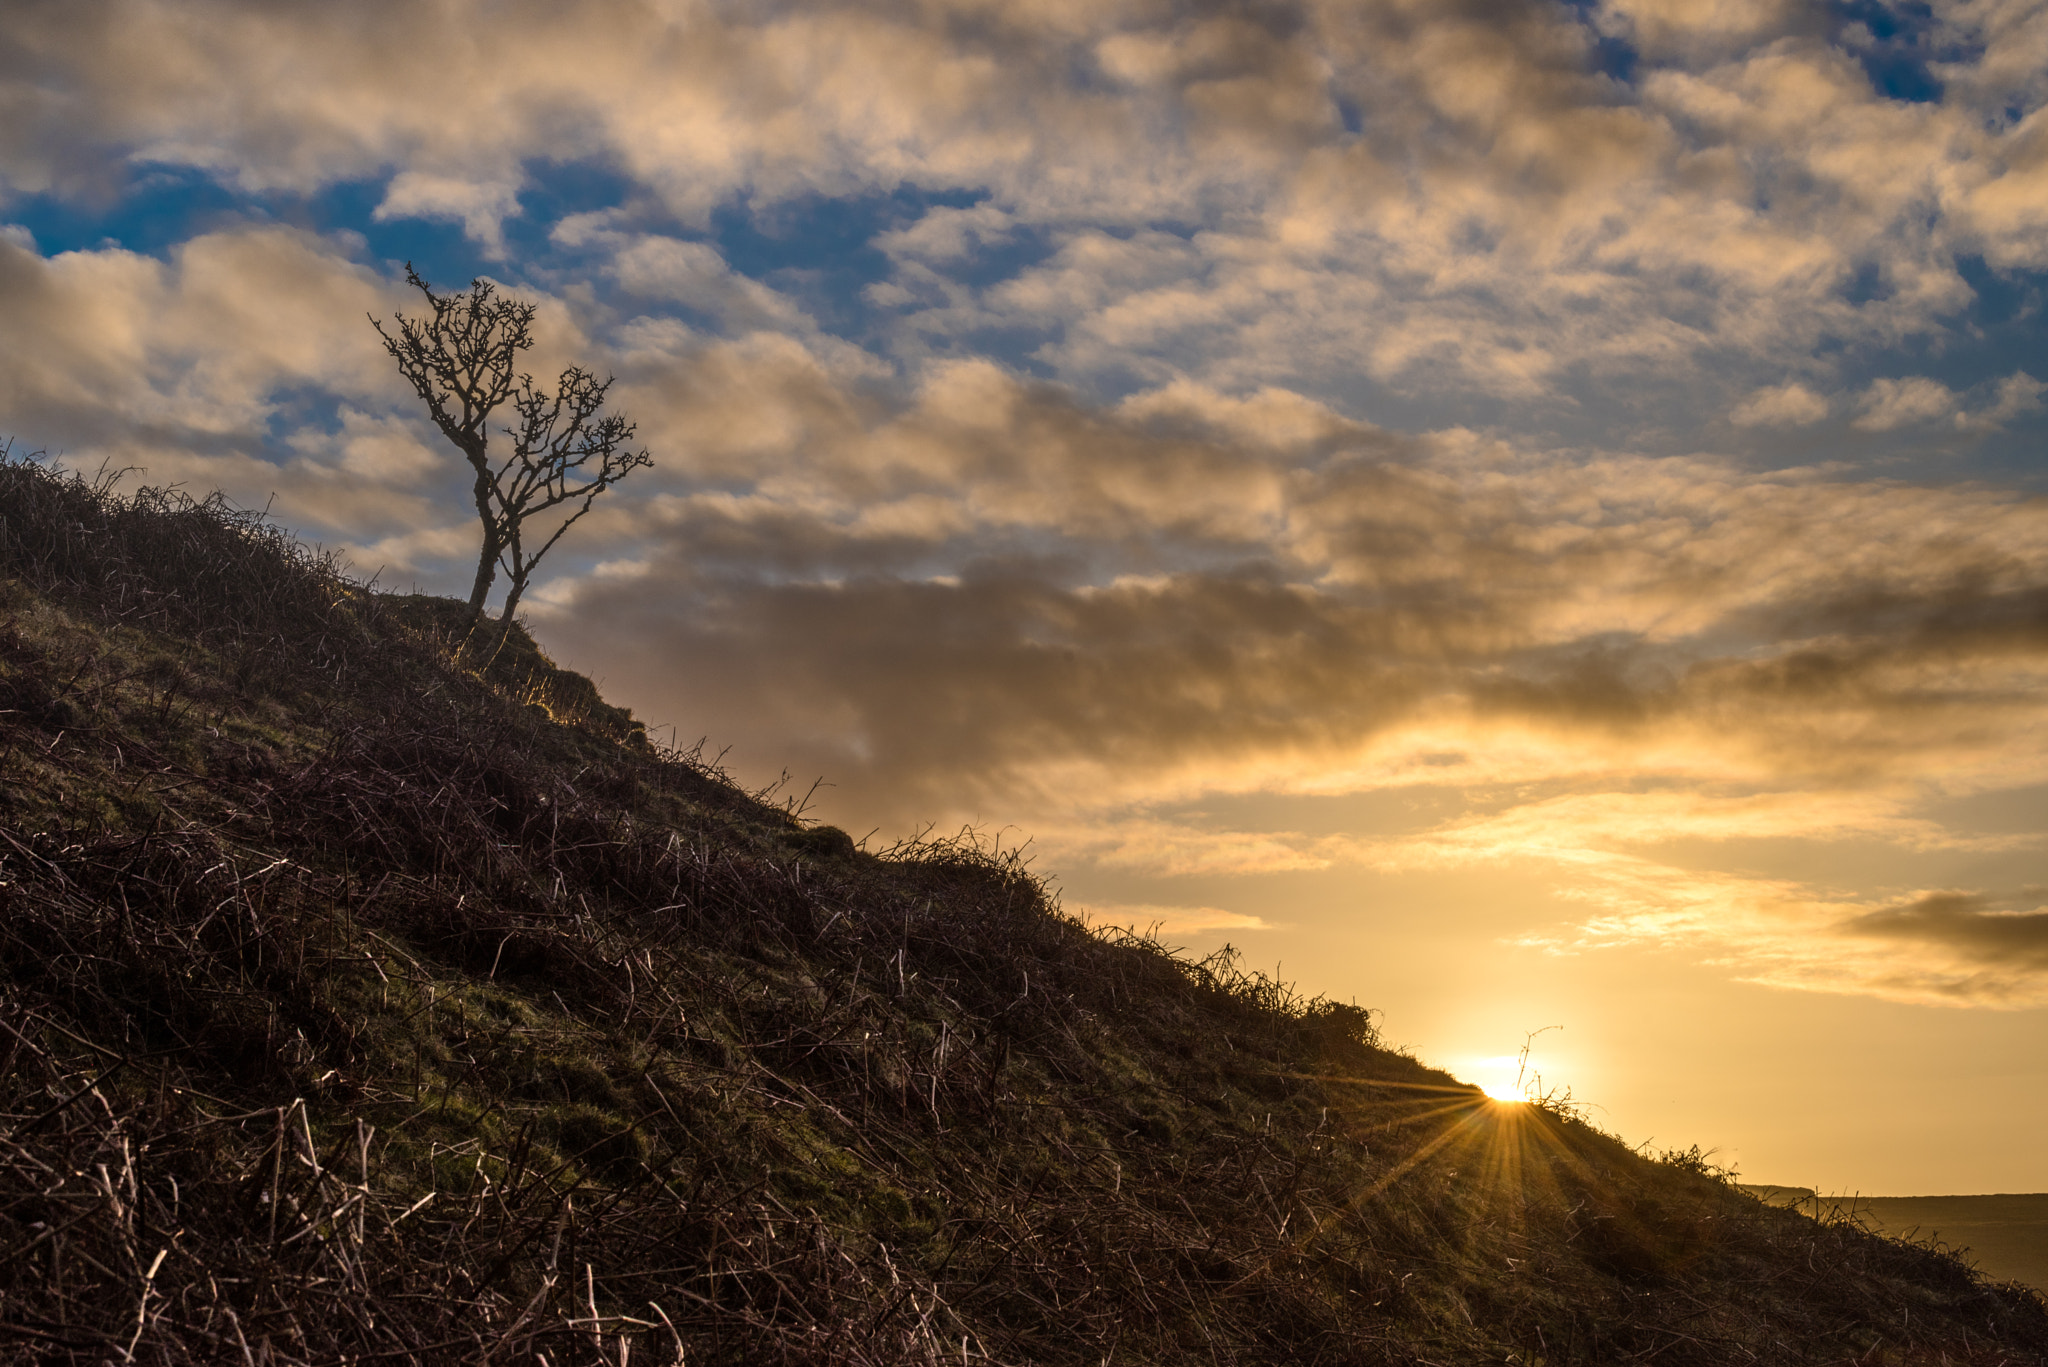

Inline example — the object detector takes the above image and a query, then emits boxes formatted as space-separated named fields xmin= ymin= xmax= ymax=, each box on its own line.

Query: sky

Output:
xmin=4 ymin=0 xmax=2047 ymax=1195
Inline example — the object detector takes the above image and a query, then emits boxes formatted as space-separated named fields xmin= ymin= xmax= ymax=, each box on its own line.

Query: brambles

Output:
xmin=0 ymin=448 xmax=363 ymax=662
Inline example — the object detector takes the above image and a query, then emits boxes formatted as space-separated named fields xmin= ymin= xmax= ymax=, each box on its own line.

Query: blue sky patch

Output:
xmin=1828 ymin=0 xmax=1962 ymax=104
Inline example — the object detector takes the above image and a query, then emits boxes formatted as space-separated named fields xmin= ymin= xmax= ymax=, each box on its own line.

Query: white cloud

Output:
xmin=1731 ymin=381 xmax=1829 ymax=427
xmin=0 ymin=228 xmax=393 ymax=440
xmin=1594 ymin=0 xmax=1806 ymax=63
xmin=873 ymin=204 xmax=1019 ymax=264
xmin=373 ymin=172 xmax=525 ymax=256
xmin=1970 ymin=369 xmax=2047 ymax=429
xmin=610 ymin=236 xmax=816 ymax=334
xmin=1852 ymin=376 xmax=1959 ymax=431
xmin=286 ymin=406 xmax=442 ymax=487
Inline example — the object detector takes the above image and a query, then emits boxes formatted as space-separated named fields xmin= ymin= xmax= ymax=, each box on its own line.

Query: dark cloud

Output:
xmin=542 ymin=370 xmax=2048 ymax=825
xmin=1843 ymin=892 xmax=2048 ymax=971
xmin=553 ymin=555 xmax=1442 ymax=821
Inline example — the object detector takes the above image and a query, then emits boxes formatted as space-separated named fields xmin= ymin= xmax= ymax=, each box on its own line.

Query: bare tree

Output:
xmin=491 ymin=364 xmax=651 ymax=633
xmin=371 ymin=266 xmax=651 ymax=640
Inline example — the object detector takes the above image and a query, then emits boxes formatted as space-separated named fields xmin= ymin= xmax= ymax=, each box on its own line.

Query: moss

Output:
xmin=545 ymin=1103 xmax=649 ymax=1178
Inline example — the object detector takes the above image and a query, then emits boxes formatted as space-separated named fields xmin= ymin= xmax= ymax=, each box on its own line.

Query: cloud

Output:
xmin=1372 ymin=790 xmax=2029 ymax=870
xmin=1363 ymin=791 xmax=2048 ymax=1005
xmin=285 ymin=406 xmax=441 ymax=488
xmin=0 ymin=227 xmax=391 ymax=442
xmin=608 ymin=235 xmax=816 ymax=334
xmin=374 ymin=172 xmax=524 ymax=256
xmin=1844 ymin=371 xmax=2046 ymax=435
xmin=1074 ymin=901 xmax=1275 ymax=936
xmin=1594 ymin=0 xmax=1808 ymax=63
xmin=1844 ymin=890 xmax=2048 ymax=965
xmin=529 ymin=362 xmax=2048 ymax=824
xmin=1522 ymin=862 xmax=2048 ymax=1009
xmin=10 ymin=0 xmax=2048 ymax=1018
xmin=873 ymin=204 xmax=1019 ymax=265
xmin=1731 ymin=381 xmax=1828 ymax=427
xmin=10 ymin=0 xmax=2048 ymax=414
xmin=1852 ymin=376 xmax=1959 ymax=431
xmin=1967 ymin=370 xmax=2047 ymax=430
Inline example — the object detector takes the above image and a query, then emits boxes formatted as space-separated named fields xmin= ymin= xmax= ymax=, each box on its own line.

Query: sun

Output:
xmin=1464 ymin=1053 xmax=1532 ymax=1102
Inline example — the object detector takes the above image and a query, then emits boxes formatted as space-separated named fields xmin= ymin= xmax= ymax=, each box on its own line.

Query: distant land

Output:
xmin=1744 ymin=1187 xmax=2048 ymax=1294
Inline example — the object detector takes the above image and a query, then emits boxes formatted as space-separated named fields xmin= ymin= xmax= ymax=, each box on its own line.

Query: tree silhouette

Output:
xmin=372 ymin=266 xmax=651 ymax=639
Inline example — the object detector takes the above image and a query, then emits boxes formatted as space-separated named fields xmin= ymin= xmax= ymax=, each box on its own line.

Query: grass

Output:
xmin=1 ymin=449 xmax=2045 ymax=1364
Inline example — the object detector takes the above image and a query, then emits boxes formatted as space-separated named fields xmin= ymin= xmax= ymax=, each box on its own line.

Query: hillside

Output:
xmin=2 ymin=453 xmax=2045 ymax=1366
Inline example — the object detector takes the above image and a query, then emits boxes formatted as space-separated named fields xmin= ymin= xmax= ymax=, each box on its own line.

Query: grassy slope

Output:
xmin=2 ymin=457 xmax=2045 ymax=1366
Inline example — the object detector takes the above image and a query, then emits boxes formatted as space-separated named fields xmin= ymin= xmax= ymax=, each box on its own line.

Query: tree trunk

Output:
xmin=479 ymin=575 xmax=527 ymax=673
xmin=465 ymin=545 xmax=498 ymax=625
xmin=463 ymin=442 xmax=499 ymax=628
